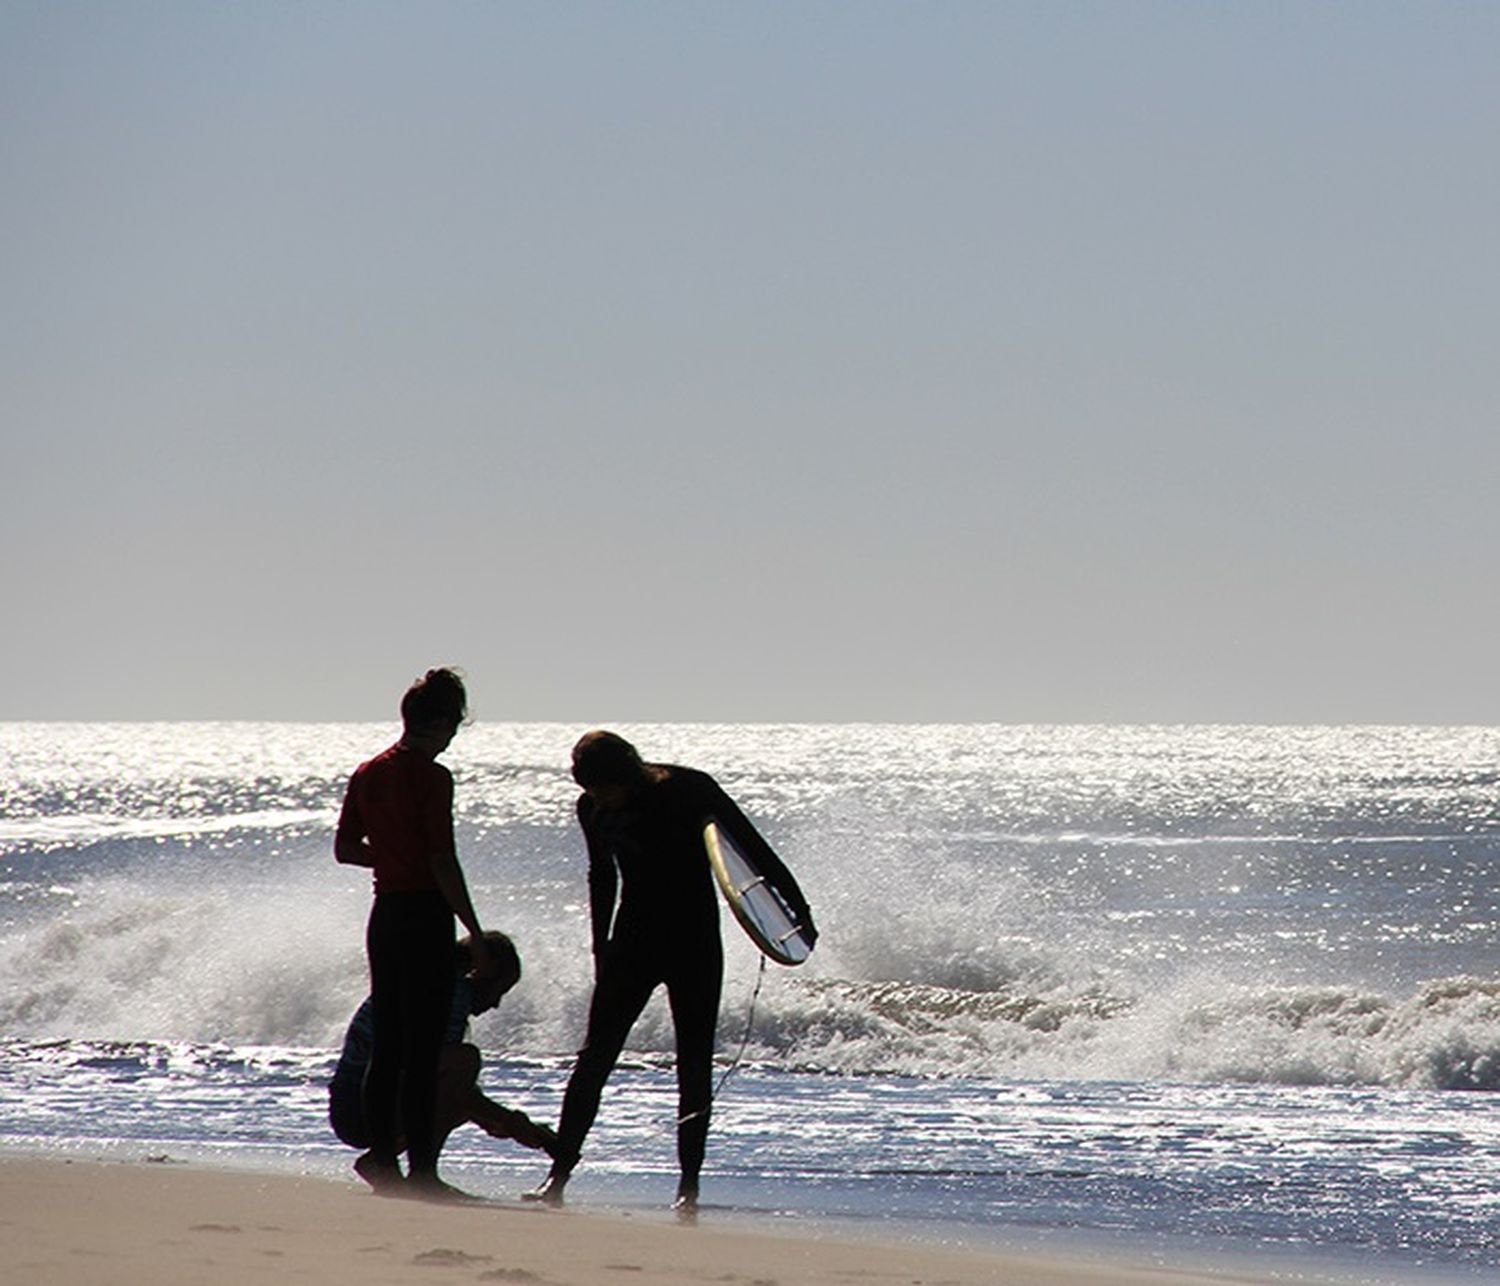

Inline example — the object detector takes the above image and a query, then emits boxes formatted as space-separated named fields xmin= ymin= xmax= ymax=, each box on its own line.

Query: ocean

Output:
xmin=1 ymin=722 xmax=1496 ymax=1282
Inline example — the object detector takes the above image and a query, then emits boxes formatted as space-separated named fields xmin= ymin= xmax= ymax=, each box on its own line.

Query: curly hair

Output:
xmin=400 ymin=667 xmax=468 ymax=730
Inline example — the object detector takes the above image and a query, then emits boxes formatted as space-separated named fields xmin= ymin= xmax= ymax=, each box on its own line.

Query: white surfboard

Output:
xmin=703 ymin=821 xmax=814 ymax=966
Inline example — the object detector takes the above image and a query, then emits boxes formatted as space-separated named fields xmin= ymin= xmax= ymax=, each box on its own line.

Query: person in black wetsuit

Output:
xmin=527 ymin=730 xmax=817 ymax=1213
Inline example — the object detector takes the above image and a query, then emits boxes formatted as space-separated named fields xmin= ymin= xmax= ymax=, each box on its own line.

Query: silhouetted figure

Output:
xmin=329 ymin=932 xmax=557 ymax=1174
xmin=335 ymin=667 xmax=493 ymax=1200
xmin=527 ymin=731 xmax=816 ymax=1213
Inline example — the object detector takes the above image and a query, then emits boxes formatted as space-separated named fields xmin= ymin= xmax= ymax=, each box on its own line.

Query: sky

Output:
xmin=3 ymin=2 xmax=1498 ymax=724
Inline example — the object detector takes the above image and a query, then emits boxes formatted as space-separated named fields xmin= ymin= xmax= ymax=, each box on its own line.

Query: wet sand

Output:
xmin=0 ymin=1156 xmax=1291 ymax=1286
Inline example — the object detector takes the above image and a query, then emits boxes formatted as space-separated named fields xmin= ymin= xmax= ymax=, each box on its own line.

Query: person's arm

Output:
xmin=579 ymin=795 xmax=618 ymax=964
xmin=432 ymin=848 xmax=485 ymax=938
xmin=427 ymin=768 xmax=490 ymax=964
xmin=333 ymin=777 xmax=373 ymax=866
xmin=703 ymin=776 xmax=818 ymax=943
xmin=468 ymin=1089 xmax=559 ymax=1154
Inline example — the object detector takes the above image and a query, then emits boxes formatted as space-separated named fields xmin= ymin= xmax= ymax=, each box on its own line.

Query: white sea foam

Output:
xmin=0 ymin=848 xmax=1494 ymax=1091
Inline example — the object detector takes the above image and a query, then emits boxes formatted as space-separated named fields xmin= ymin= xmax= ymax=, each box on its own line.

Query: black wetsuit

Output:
xmin=364 ymin=891 xmax=454 ymax=1174
xmin=552 ymin=766 xmax=811 ymax=1190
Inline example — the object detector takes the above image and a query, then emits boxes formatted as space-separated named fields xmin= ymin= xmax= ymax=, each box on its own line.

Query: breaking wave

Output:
xmin=2 ymin=869 xmax=1494 ymax=1091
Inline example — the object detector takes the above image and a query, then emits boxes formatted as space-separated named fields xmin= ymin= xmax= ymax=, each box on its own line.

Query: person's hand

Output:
xmin=468 ymin=933 xmax=495 ymax=976
xmin=513 ymin=1116 xmax=560 ymax=1155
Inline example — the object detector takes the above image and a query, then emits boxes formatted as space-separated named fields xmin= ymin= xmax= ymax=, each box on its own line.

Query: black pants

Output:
xmin=364 ymin=891 xmax=454 ymax=1177
xmin=554 ymin=935 xmax=722 ymax=1188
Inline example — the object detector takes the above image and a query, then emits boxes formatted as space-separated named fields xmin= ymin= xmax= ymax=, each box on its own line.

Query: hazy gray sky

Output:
xmin=4 ymin=3 xmax=1497 ymax=723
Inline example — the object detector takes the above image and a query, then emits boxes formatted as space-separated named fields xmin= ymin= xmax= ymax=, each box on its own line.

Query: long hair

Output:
xmin=570 ymin=730 xmax=648 ymax=790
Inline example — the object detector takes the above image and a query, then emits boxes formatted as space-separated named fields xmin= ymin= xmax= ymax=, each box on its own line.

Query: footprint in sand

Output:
xmin=413 ymin=1247 xmax=494 ymax=1267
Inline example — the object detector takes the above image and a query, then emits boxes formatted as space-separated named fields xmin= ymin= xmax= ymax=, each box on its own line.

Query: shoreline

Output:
xmin=0 ymin=1154 xmax=1320 ymax=1286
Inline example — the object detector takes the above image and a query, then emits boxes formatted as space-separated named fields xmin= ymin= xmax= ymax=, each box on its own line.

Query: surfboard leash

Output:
xmin=677 ymin=954 xmax=767 ymax=1128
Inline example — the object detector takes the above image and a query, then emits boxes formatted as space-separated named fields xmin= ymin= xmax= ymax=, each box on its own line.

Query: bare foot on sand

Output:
xmin=521 ymin=1172 xmax=569 ymax=1207
xmin=404 ymin=1174 xmax=474 ymax=1204
xmin=353 ymin=1152 xmax=404 ymax=1195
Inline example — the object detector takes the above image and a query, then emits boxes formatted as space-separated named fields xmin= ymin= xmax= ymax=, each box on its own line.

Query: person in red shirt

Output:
xmin=335 ymin=667 xmax=492 ymax=1199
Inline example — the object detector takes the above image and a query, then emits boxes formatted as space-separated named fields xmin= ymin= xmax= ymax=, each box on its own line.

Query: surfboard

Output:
xmin=703 ymin=821 xmax=814 ymax=966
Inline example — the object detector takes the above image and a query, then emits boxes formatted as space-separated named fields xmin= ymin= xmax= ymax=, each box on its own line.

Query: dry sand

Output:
xmin=0 ymin=1157 xmax=1284 ymax=1286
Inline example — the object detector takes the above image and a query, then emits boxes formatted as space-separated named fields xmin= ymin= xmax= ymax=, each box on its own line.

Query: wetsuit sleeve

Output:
xmin=578 ymin=794 xmax=618 ymax=957
xmin=426 ymin=765 xmax=485 ymax=940
xmin=423 ymin=766 xmax=458 ymax=861
xmin=700 ymin=775 xmax=818 ymax=942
